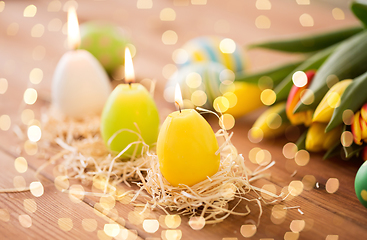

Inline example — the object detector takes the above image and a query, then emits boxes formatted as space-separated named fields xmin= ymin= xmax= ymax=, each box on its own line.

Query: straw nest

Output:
xmin=38 ymin=108 xmax=279 ymax=224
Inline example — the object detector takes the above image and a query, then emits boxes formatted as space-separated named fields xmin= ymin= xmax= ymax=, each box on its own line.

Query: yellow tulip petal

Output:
xmin=306 ymin=123 xmax=326 ymax=152
xmin=323 ymin=125 xmax=342 ymax=150
xmin=313 ymin=79 xmax=352 ymax=123
xmin=352 ymin=111 xmax=362 ymax=145
xmin=251 ymin=102 xmax=288 ymax=139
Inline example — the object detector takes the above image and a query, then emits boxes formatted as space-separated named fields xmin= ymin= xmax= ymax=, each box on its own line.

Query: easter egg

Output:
xmin=157 ymin=109 xmax=220 ymax=187
xmin=165 ymin=62 xmax=234 ymax=110
xmin=52 ymin=49 xmax=112 ymax=118
xmin=79 ymin=21 xmax=133 ymax=75
xmin=178 ymin=36 xmax=246 ymax=73
xmin=355 ymin=161 xmax=367 ymax=208
xmin=100 ymin=83 xmax=160 ymax=158
xmin=224 ymin=82 xmax=264 ymax=118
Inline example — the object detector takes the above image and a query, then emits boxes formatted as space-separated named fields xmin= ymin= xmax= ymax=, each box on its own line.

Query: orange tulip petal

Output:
xmin=352 ymin=111 xmax=362 ymax=145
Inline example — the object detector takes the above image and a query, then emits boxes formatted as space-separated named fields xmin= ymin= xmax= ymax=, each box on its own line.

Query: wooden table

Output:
xmin=1 ymin=0 xmax=366 ymax=239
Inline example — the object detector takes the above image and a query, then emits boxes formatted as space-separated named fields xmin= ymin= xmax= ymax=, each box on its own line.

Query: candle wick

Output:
xmin=129 ymin=82 xmax=132 ymax=88
xmin=175 ymin=101 xmax=181 ymax=113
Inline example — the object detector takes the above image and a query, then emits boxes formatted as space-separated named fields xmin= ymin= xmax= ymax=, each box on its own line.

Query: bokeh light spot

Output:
xmin=258 ymin=76 xmax=273 ymax=90
xmin=82 ymin=218 xmax=98 ymax=232
xmin=342 ymin=109 xmax=354 ymax=125
xmin=326 ymin=178 xmax=339 ymax=194
xmin=104 ymin=223 xmax=120 ymax=237
xmin=220 ymin=114 xmax=235 ymax=130
xmin=332 ymin=8 xmax=344 ymax=20
xmin=223 ymin=92 xmax=237 ymax=108
xmin=240 ymin=224 xmax=257 ymax=238
xmin=0 ymin=1 xmax=4 ymax=12
xmin=143 ymin=219 xmax=159 ymax=233
xmin=299 ymin=13 xmax=314 ymax=27
xmin=326 ymin=235 xmax=339 ymax=240
xmin=219 ymin=38 xmax=236 ymax=54
xmin=186 ymin=72 xmax=202 ymax=88
xmin=290 ymin=220 xmax=305 ymax=233
xmin=294 ymin=150 xmax=310 ymax=166
xmin=48 ymin=0 xmax=62 ymax=12
xmin=255 ymin=15 xmax=271 ymax=29
xmin=283 ymin=143 xmax=298 ymax=159
xmin=248 ymin=127 xmax=263 ymax=143
xmin=292 ymin=71 xmax=307 ymax=88
xmin=188 ymin=216 xmax=205 ymax=230
xmin=327 ymin=92 xmax=341 ymax=109
xmin=69 ymin=184 xmax=85 ymax=203
xmin=0 ymin=78 xmax=8 ymax=94
xmin=302 ymin=175 xmax=316 ymax=191
xmin=23 ymin=199 xmax=37 ymax=213
xmin=137 ymin=0 xmax=153 ymax=9
xmin=191 ymin=90 xmax=207 ymax=106
xmin=24 ymin=5 xmax=37 ymax=17
xmin=13 ymin=176 xmax=26 ymax=191
xmin=0 ymin=209 xmax=10 ymax=222
xmin=213 ymin=96 xmax=230 ymax=113
xmin=58 ymin=218 xmax=73 ymax=231
xmin=341 ymin=131 xmax=353 ymax=147
xmin=0 ymin=115 xmax=11 ymax=131
xmin=30 ymin=181 xmax=44 ymax=197
xmin=288 ymin=180 xmax=304 ymax=196
xmin=266 ymin=113 xmax=282 ymax=129
xmin=260 ymin=89 xmax=276 ymax=106
xmin=256 ymin=0 xmax=271 ymax=10
xmin=48 ymin=18 xmax=63 ymax=31
xmin=19 ymin=215 xmax=32 ymax=228
xmin=296 ymin=0 xmax=310 ymax=5
xmin=15 ymin=157 xmax=28 ymax=173
xmin=27 ymin=125 xmax=42 ymax=142
xmin=300 ymin=89 xmax=314 ymax=105
xmin=191 ymin=0 xmax=207 ymax=5
xmin=162 ymin=30 xmax=178 ymax=45
xmin=31 ymin=24 xmax=45 ymax=38
xmin=29 ymin=68 xmax=43 ymax=84
xmin=24 ymin=140 xmax=38 ymax=155
xmin=172 ymin=49 xmax=188 ymax=64
xmin=162 ymin=64 xmax=178 ymax=80
xmin=160 ymin=8 xmax=176 ymax=21
xmin=261 ymin=184 xmax=277 ymax=200
xmin=284 ymin=231 xmax=299 ymax=240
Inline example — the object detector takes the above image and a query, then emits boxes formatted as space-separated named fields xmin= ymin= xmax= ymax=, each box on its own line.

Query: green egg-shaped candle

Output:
xmin=79 ymin=21 xmax=133 ymax=75
xmin=101 ymin=83 xmax=160 ymax=158
xmin=355 ymin=161 xmax=367 ymax=208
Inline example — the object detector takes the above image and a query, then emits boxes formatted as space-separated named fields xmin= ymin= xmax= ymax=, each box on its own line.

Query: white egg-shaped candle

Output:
xmin=51 ymin=6 xmax=111 ymax=118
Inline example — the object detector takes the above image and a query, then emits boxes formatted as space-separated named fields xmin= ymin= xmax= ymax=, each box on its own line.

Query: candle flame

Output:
xmin=67 ymin=6 xmax=80 ymax=50
xmin=175 ymin=84 xmax=183 ymax=111
xmin=124 ymin=47 xmax=135 ymax=84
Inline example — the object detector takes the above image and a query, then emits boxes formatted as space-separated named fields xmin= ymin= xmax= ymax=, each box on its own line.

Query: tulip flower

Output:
xmin=250 ymin=102 xmax=289 ymax=139
xmin=305 ymin=122 xmax=342 ymax=152
xmin=313 ymin=79 xmax=352 ymax=123
xmin=286 ymin=70 xmax=315 ymax=126
xmin=224 ymin=82 xmax=264 ymax=118
xmin=351 ymin=103 xmax=367 ymax=145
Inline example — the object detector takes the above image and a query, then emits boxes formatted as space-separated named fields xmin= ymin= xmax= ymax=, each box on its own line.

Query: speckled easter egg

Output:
xmin=177 ymin=36 xmax=246 ymax=73
xmin=355 ymin=161 xmax=367 ymax=208
xmin=79 ymin=21 xmax=133 ymax=75
xmin=165 ymin=62 xmax=234 ymax=110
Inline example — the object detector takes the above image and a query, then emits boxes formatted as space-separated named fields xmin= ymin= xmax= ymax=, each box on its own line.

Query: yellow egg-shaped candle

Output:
xmin=157 ymin=109 xmax=220 ymax=187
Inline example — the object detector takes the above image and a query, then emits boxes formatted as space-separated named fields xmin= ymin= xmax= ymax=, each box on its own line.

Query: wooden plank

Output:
xmin=0 ymin=150 xmax=143 ymax=240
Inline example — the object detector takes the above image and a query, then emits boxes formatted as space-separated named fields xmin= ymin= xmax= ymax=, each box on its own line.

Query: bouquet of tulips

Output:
xmin=239 ymin=0 xmax=367 ymax=162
